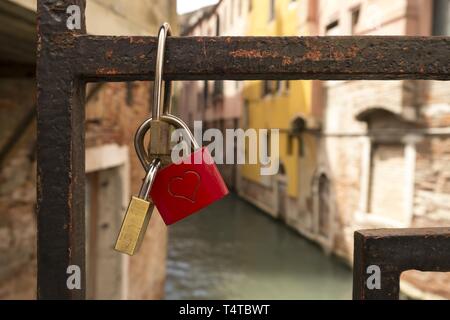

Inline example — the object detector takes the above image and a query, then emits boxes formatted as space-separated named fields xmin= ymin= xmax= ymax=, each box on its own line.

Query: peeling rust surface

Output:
xmin=353 ymin=228 xmax=450 ymax=300
xmin=37 ymin=0 xmax=86 ymax=300
xmin=72 ymin=36 xmax=450 ymax=81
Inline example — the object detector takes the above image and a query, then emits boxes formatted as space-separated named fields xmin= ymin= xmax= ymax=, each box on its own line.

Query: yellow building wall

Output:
xmin=242 ymin=0 xmax=315 ymax=198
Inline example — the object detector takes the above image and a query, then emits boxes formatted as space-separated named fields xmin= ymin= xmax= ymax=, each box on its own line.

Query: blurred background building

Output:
xmin=177 ymin=0 xmax=450 ymax=299
xmin=314 ymin=0 xmax=450 ymax=299
xmin=0 ymin=0 xmax=176 ymax=299
xmin=178 ymin=0 xmax=248 ymax=189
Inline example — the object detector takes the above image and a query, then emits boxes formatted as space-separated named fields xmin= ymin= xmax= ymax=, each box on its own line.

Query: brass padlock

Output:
xmin=115 ymin=159 xmax=161 ymax=255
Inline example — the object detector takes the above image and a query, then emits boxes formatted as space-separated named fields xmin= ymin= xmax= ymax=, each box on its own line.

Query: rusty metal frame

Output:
xmin=36 ymin=0 xmax=450 ymax=299
xmin=353 ymin=228 xmax=450 ymax=299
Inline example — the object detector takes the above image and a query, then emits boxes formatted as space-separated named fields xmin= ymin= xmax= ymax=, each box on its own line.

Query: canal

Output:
xmin=165 ymin=193 xmax=352 ymax=300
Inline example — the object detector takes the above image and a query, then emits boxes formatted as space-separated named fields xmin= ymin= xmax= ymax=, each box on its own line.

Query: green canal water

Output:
xmin=165 ymin=193 xmax=352 ymax=300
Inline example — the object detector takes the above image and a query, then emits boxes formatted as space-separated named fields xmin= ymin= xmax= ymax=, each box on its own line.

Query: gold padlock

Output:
xmin=115 ymin=159 xmax=161 ymax=255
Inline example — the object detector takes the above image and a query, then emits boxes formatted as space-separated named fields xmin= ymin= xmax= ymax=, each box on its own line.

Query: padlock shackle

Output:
xmin=153 ymin=23 xmax=172 ymax=120
xmin=138 ymin=158 xmax=161 ymax=200
xmin=135 ymin=114 xmax=201 ymax=171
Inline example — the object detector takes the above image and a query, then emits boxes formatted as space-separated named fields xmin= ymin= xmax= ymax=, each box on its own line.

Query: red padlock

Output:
xmin=134 ymin=113 xmax=229 ymax=225
xmin=132 ymin=23 xmax=228 ymax=227
xmin=150 ymin=146 xmax=229 ymax=225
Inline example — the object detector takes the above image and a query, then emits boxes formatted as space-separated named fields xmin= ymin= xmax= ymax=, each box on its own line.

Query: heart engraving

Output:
xmin=168 ymin=171 xmax=201 ymax=203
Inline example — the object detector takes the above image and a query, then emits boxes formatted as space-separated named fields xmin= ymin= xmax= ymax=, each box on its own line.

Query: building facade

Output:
xmin=175 ymin=0 xmax=450 ymax=299
xmin=179 ymin=0 xmax=450 ymax=298
xmin=238 ymin=0 xmax=327 ymax=248
xmin=314 ymin=0 xmax=450 ymax=299
xmin=0 ymin=0 xmax=177 ymax=299
xmin=178 ymin=0 xmax=250 ymax=189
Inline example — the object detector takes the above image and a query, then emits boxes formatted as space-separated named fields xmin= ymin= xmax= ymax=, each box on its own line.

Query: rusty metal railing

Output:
xmin=353 ymin=228 xmax=450 ymax=299
xmin=36 ymin=0 xmax=450 ymax=299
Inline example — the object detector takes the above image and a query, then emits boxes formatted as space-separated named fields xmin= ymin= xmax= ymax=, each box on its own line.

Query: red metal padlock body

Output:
xmin=150 ymin=147 xmax=229 ymax=225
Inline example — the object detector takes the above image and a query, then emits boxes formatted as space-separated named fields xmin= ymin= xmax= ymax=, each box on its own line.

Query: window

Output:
xmin=275 ymin=80 xmax=281 ymax=93
xmin=351 ymin=6 xmax=361 ymax=35
xmin=262 ymin=80 xmax=270 ymax=97
xmin=433 ymin=0 xmax=450 ymax=35
xmin=262 ymin=80 xmax=279 ymax=96
xmin=269 ymin=0 xmax=275 ymax=22
xmin=214 ymin=80 xmax=224 ymax=97
xmin=325 ymin=19 xmax=339 ymax=35
xmin=215 ymin=14 xmax=220 ymax=36
xmin=125 ymin=82 xmax=134 ymax=106
xmin=203 ymin=80 xmax=209 ymax=108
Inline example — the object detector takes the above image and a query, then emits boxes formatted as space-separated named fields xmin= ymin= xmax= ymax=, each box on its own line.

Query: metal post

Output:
xmin=353 ymin=228 xmax=450 ymax=299
xmin=37 ymin=0 xmax=86 ymax=299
